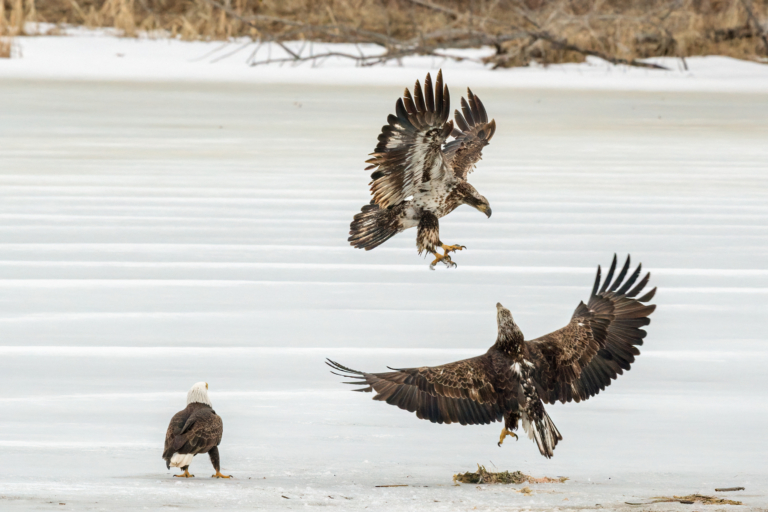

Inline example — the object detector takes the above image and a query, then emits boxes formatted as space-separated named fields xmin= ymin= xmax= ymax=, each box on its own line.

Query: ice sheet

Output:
xmin=0 ymin=79 xmax=766 ymax=510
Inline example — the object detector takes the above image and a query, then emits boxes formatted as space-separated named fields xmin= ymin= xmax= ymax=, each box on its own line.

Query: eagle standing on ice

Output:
xmin=162 ymin=382 xmax=231 ymax=478
xmin=348 ymin=70 xmax=495 ymax=269
xmin=328 ymin=255 xmax=656 ymax=458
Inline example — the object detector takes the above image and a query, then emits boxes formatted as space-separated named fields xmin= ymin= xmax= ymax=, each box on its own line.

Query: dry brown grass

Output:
xmin=1 ymin=0 xmax=767 ymax=65
xmin=453 ymin=465 xmax=569 ymax=485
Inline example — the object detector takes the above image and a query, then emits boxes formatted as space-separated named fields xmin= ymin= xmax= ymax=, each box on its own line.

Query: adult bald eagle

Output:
xmin=348 ymin=70 xmax=495 ymax=269
xmin=162 ymin=382 xmax=231 ymax=478
xmin=328 ymin=255 xmax=656 ymax=458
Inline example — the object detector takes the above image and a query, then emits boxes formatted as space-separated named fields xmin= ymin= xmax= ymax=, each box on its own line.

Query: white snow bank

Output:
xmin=1 ymin=25 xmax=768 ymax=91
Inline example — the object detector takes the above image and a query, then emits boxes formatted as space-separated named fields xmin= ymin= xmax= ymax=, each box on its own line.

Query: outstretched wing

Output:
xmin=365 ymin=70 xmax=453 ymax=209
xmin=443 ymin=89 xmax=496 ymax=180
xmin=327 ymin=356 xmax=508 ymax=426
xmin=525 ymin=254 xmax=657 ymax=404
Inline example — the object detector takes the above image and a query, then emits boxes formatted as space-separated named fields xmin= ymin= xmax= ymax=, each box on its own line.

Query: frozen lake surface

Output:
xmin=0 ymin=79 xmax=767 ymax=510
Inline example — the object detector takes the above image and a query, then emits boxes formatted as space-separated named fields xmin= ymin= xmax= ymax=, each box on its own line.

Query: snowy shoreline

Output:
xmin=1 ymin=27 xmax=768 ymax=92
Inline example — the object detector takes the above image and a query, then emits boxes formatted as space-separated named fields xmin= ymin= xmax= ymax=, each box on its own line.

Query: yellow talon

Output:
xmin=429 ymin=250 xmax=457 ymax=270
xmin=174 ymin=469 xmax=195 ymax=478
xmin=212 ymin=471 xmax=232 ymax=479
xmin=441 ymin=244 xmax=466 ymax=254
xmin=498 ymin=428 xmax=518 ymax=447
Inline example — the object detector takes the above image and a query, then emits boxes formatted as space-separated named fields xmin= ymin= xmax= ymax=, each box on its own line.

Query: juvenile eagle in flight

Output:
xmin=328 ymin=255 xmax=656 ymax=458
xmin=348 ymin=70 xmax=495 ymax=269
xmin=162 ymin=382 xmax=231 ymax=478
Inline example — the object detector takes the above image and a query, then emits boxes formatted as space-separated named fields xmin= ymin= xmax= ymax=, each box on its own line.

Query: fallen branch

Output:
xmin=651 ymin=494 xmax=742 ymax=506
xmin=202 ymin=0 xmax=670 ymax=71
xmin=531 ymin=30 xmax=670 ymax=69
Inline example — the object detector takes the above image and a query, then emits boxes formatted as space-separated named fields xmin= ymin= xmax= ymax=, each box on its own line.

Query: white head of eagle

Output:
xmin=186 ymin=381 xmax=212 ymax=406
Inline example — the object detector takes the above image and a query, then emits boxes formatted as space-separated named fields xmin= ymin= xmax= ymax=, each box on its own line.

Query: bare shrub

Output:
xmin=0 ymin=0 xmax=766 ymax=65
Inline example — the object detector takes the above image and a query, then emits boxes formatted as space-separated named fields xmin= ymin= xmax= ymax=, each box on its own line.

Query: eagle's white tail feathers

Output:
xmin=521 ymin=410 xmax=562 ymax=459
xmin=169 ymin=453 xmax=194 ymax=468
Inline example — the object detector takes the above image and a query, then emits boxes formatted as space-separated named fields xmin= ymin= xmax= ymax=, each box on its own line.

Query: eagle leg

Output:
xmin=497 ymin=427 xmax=519 ymax=447
xmin=212 ymin=471 xmax=232 ymax=479
xmin=174 ymin=468 xmax=195 ymax=478
xmin=428 ymin=250 xmax=456 ymax=270
xmin=441 ymin=243 xmax=466 ymax=254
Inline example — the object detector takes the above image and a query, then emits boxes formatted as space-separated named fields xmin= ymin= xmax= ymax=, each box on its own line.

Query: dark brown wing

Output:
xmin=525 ymin=254 xmax=657 ymax=404
xmin=163 ymin=408 xmax=190 ymax=460
xmin=365 ymin=70 xmax=453 ymax=208
xmin=164 ymin=407 xmax=223 ymax=457
xmin=443 ymin=89 xmax=496 ymax=180
xmin=327 ymin=355 xmax=511 ymax=426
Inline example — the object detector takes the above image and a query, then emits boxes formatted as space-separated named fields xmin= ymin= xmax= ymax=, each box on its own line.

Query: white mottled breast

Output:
xmin=412 ymin=169 xmax=460 ymax=218
xmin=400 ymin=203 xmax=421 ymax=230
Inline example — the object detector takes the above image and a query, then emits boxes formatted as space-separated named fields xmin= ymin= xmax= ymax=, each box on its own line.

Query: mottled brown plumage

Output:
xmin=162 ymin=382 xmax=229 ymax=478
xmin=328 ymin=255 xmax=656 ymax=458
xmin=348 ymin=70 xmax=495 ymax=269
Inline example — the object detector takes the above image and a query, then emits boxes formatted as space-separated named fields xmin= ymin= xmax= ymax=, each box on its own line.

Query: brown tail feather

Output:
xmin=348 ymin=201 xmax=402 ymax=250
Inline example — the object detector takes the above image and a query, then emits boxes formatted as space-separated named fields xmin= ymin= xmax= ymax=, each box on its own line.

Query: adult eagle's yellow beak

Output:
xmin=205 ymin=382 xmax=209 ymax=389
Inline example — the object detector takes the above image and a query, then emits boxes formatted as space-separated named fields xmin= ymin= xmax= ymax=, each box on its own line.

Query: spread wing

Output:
xmin=327 ymin=356 xmax=509 ymax=426
xmin=443 ymin=89 xmax=496 ymax=181
xmin=164 ymin=408 xmax=223 ymax=457
xmin=525 ymin=254 xmax=657 ymax=404
xmin=365 ymin=70 xmax=453 ymax=208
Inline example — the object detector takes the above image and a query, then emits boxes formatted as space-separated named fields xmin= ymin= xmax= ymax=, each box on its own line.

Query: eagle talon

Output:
xmin=174 ymin=470 xmax=195 ymax=478
xmin=429 ymin=251 xmax=449 ymax=270
xmin=498 ymin=428 xmax=518 ymax=447
xmin=441 ymin=244 xmax=466 ymax=254
xmin=212 ymin=472 xmax=232 ymax=479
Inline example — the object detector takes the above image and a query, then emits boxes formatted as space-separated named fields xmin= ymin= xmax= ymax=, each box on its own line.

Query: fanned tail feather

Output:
xmin=521 ymin=409 xmax=562 ymax=459
xmin=348 ymin=202 xmax=401 ymax=251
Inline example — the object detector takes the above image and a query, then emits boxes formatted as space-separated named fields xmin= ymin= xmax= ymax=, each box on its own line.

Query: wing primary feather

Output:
xmin=326 ymin=359 xmax=365 ymax=375
xmin=474 ymin=94 xmax=489 ymax=123
xmin=637 ymin=286 xmax=657 ymax=302
xmin=467 ymin=89 xmax=481 ymax=123
xmin=460 ymin=97 xmax=475 ymax=126
xmin=591 ymin=265 xmax=602 ymax=298
xmin=413 ymin=79 xmax=426 ymax=112
xmin=395 ymin=98 xmax=409 ymax=122
xmin=402 ymin=88 xmax=417 ymax=114
xmin=442 ymin=85 xmax=451 ymax=121
xmin=454 ymin=109 xmax=470 ymax=132
xmin=424 ymin=72 xmax=435 ymax=112
xmin=625 ymin=272 xmax=650 ymax=298
xmin=617 ymin=263 xmax=643 ymax=294
xmin=434 ymin=70 xmax=444 ymax=116
xmin=599 ymin=254 xmax=618 ymax=293
xmin=610 ymin=255 xmax=631 ymax=292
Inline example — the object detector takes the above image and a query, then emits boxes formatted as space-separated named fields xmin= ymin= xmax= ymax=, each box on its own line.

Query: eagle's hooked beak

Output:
xmin=478 ymin=203 xmax=492 ymax=218
xmin=205 ymin=382 xmax=208 ymax=389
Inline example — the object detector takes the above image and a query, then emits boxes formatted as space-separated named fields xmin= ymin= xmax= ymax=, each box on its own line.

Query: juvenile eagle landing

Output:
xmin=348 ymin=70 xmax=495 ymax=269
xmin=328 ymin=255 xmax=656 ymax=458
xmin=162 ymin=382 xmax=231 ymax=478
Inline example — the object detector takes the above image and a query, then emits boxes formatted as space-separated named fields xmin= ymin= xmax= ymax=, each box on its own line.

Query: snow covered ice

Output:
xmin=1 ymin=38 xmax=767 ymax=510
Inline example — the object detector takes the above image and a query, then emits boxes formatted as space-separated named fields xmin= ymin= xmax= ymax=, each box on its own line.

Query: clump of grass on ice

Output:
xmin=453 ymin=464 xmax=568 ymax=485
